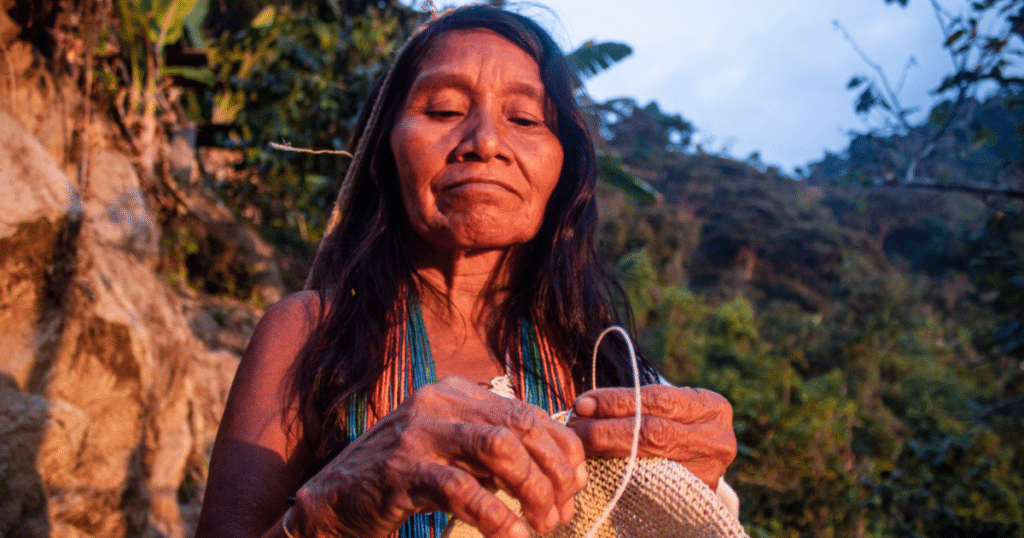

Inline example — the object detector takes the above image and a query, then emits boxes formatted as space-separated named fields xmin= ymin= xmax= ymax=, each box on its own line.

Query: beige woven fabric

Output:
xmin=442 ymin=376 xmax=748 ymax=538
xmin=442 ymin=456 xmax=748 ymax=538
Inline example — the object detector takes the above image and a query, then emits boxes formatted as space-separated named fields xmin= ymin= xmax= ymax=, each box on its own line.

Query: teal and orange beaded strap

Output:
xmin=345 ymin=289 xmax=577 ymax=537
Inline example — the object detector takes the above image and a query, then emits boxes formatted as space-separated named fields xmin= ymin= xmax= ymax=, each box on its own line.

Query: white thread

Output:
xmin=580 ymin=326 xmax=642 ymax=538
xmin=282 ymin=507 xmax=298 ymax=538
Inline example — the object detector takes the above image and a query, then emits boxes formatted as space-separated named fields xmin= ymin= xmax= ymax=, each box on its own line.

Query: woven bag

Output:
xmin=442 ymin=328 xmax=750 ymax=538
xmin=442 ymin=455 xmax=748 ymax=538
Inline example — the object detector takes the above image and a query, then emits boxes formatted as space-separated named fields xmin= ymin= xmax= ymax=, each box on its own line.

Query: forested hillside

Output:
xmin=1 ymin=0 xmax=1021 ymax=536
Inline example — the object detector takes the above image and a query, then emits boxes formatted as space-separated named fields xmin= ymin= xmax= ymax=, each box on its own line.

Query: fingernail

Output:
xmin=574 ymin=396 xmax=597 ymax=416
xmin=545 ymin=506 xmax=559 ymax=530
xmin=560 ymin=498 xmax=575 ymax=523
xmin=575 ymin=463 xmax=588 ymax=488
xmin=511 ymin=520 xmax=529 ymax=538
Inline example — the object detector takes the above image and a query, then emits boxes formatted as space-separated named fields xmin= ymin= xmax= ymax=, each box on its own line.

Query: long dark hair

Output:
xmin=294 ymin=4 xmax=660 ymax=460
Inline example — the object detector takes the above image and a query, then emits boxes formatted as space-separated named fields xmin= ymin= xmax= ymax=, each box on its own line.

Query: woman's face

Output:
xmin=389 ymin=29 xmax=564 ymax=253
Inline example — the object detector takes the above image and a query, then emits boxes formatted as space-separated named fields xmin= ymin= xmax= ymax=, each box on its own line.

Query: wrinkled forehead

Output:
xmin=415 ymin=30 xmax=544 ymax=92
xmin=418 ymin=28 xmax=539 ymax=75
xmin=400 ymin=28 xmax=558 ymax=127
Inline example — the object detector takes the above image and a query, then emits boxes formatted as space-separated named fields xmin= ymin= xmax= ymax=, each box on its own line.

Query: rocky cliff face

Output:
xmin=0 ymin=8 xmax=246 ymax=537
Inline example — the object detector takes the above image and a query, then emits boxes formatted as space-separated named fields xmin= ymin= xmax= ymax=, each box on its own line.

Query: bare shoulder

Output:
xmin=219 ymin=290 xmax=331 ymax=442
xmin=269 ymin=289 xmax=326 ymax=320
xmin=196 ymin=291 xmax=329 ymax=537
xmin=243 ymin=290 xmax=326 ymax=369
xmin=254 ymin=290 xmax=324 ymax=341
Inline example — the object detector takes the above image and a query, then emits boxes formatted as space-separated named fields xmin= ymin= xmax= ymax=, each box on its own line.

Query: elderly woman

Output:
xmin=196 ymin=5 xmax=736 ymax=538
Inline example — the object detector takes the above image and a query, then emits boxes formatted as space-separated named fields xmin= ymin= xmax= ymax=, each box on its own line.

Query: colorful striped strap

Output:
xmin=344 ymin=290 xmax=576 ymax=537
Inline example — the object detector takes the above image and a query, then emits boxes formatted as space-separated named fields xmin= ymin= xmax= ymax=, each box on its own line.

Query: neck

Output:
xmin=411 ymin=243 xmax=513 ymax=383
xmin=412 ymin=245 xmax=511 ymax=322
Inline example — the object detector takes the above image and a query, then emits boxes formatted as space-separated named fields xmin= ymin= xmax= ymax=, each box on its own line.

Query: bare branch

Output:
xmin=894 ymin=56 xmax=918 ymax=95
xmin=887 ymin=178 xmax=1024 ymax=199
xmin=833 ymin=20 xmax=915 ymax=131
xmin=929 ymin=0 xmax=966 ymax=73
xmin=904 ymin=141 xmax=935 ymax=183
xmin=978 ymin=394 xmax=1024 ymax=419
xmin=267 ymin=142 xmax=353 ymax=157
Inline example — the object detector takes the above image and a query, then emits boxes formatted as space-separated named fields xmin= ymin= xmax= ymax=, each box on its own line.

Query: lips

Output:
xmin=435 ymin=175 xmax=520 ymax=196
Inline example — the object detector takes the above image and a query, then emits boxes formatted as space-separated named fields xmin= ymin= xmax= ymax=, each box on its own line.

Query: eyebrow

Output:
xmin=409 ymin=72 xmax=545 ymax=102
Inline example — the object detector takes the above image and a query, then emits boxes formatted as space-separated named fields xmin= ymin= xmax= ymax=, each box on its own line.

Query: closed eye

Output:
xmin=426 ymin=109 xmax=464 ymax=120
xmin=509 ymin=115 xmax=541 ymax=127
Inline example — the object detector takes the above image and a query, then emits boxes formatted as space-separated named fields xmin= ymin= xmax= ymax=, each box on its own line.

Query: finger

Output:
xmin=569 ymin=415 xmax=729 ymax=489
xmin=574 ymin=385 xmax=729 ymax=424
xmin=497 ymin=399 xmax=586 ymax=522
xmin=571 ymin=415 xmax=685 ymax=457
xmin=534 ymin=416 xmax=586 ymax=522
xmin=409 ymin=462 xmax=529 ymax=538
xmin=418 ymin=379 xmax=584 ymax=525
xmin=543 ymin=420 xmax=587 ymax=522
xmin=444 ymin=421 xmax=558 ymax=532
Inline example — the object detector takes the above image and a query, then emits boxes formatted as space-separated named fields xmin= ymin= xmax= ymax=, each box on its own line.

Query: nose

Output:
xmin=454 ymin=110 xmax=510 ymax=163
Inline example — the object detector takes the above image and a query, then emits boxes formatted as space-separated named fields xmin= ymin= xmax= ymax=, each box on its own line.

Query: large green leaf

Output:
xmin=161 ymin=65 xmax=215 ymax=86
xmin=567 ymin=40 xmax=632 ymax=79
xmin=182 ymin=0 xmax=209 ymax=48
xmin=597 ymin=154 xmax=660 ymax=205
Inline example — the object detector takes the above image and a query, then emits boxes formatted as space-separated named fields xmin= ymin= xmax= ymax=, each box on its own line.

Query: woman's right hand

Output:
xmin=286 ymin=376 xmax=587 ymax=538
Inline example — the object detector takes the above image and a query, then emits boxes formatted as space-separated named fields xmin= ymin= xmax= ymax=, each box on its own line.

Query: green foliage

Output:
xmin=968 ymin=206 xmax=1024 ymax=359
xmin=197 ymin=2 xmax=415 ymax=250
xmin=597 ymin=155 xmax=660 ymax=205
xmin=596 ymin=142 xmax=1022 ymax=535
xmin=593 ymin=97 xmax=694 ymax=166
xmin=567 ymin=40 xmax=632 ymax=80
xmin=777 ymin=4 xmax=1024 ymax=529
xmin=102 ymin=0 xmax=212 ymax=180
xmin=870 ymin=415 xmax=1024 ymax=537
xmin=694 ymin=269 xmax=1023 ymax=537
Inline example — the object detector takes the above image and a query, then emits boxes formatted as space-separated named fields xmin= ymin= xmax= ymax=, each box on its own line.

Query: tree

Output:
xmin=593 ymin=98 xmax=695 ymax=167
xmin=197 ymin=2 xmax=416 ymax=249
xmin=846 ymin=0 xmax=1024 ymax=414
xmin=838 ymin=0 xmax=1024 ymax=197
xmin=568 ymin=41 xmax=665 ymax=205
xmin=567 ymin=40 xmax=633 ymax=81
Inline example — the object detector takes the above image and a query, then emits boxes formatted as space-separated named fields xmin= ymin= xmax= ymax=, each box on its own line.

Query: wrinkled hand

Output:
xmin=289 ymin=376 xmax=587 ymax=538
xmin=567 ymin=385 xmax=736 ymax=490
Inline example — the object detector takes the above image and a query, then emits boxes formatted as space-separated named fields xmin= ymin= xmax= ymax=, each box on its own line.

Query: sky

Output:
xmin=407 ymin=0 xmax=962 ymax=174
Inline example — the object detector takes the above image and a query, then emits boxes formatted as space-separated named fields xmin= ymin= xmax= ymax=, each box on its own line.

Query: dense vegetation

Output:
xmin=596 ymin=149 xmax=1022 ymax=537
xmin=13 ymin=0 xmax=1022 ymax=535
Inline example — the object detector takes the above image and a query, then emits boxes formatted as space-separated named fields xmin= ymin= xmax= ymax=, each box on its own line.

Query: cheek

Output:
xmin=533 ymin=141 xmax=564 ymax=204
xmin=391 ymin=122 xmax=435 ymax=220
xmin=391 ymin=122 xmax=420 ymax=181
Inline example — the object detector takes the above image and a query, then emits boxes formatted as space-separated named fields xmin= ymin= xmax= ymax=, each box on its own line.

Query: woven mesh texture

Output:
xmin=443 ymin=456 xmax=749 ymax=538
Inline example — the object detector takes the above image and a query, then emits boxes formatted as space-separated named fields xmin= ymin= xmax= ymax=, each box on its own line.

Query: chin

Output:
xmin=447 ymin=229 xmax=535 ymax=251
xmin=425 ymin=219 xmax=540 ymax=252
xmin=415 ymin=204 xmax=544 ymax=252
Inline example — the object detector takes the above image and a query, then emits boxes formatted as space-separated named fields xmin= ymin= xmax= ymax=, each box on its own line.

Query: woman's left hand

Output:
xmin=566 ymin=385 xmax=736 ymax=490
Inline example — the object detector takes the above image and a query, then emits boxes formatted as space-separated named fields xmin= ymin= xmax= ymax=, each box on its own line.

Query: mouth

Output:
xmin=437 ymin=176 xmax=517 ymax=194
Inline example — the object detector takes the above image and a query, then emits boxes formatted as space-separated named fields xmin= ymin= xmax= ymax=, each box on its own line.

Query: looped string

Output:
xmin=576 ymin=326 xmax=642 ymax=538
